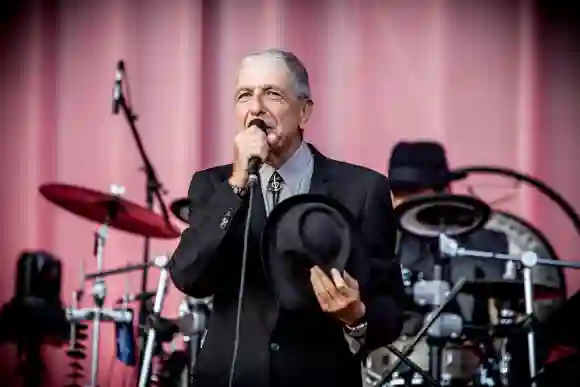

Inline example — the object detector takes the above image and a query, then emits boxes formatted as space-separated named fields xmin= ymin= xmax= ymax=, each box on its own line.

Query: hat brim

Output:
xmin=261 ymin=194 xmax=360 ymax=310
xmin=389 ymin=167 xmax=467 ymax=192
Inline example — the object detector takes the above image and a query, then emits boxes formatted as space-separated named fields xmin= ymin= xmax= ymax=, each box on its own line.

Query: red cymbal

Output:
xmin=39 ymin=183 xmax=180 ymax=239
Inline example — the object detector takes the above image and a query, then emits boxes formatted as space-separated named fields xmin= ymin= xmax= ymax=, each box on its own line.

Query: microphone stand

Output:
xmin=438 ymin=233 xmax=580 ymax=387
xmin=114 ymin=61 xmax=172 ymax=386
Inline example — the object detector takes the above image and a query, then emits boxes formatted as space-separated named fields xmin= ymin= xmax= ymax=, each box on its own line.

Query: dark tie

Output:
xmin=268 ymin=171 xmax=284 ymax=207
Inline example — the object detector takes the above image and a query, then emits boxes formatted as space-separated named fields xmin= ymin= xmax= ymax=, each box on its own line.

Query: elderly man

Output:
xmin=168 ymin=49 xmax=405 ymax=387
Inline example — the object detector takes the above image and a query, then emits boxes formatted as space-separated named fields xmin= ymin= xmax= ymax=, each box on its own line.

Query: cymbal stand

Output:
xmin=438 ymin=233 xmax=580 ymax=387
xmin=138 ymin=255 xmax=171 ymax=387
xmin=69 ymin=261 xmax=85 ymax=351
xmin=66 ymin=185 xmax=134 ymax=387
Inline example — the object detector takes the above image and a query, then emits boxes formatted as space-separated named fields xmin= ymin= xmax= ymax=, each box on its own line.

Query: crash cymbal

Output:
xmin=40 ymin=183 xmax=180 ymax=239
xmin=461 ymin=279 xmax=561 ymax=302
xmin=394 ymin=194 xmax=491 ymax=239
xmin=170 ymin=197 xmax=190 ymax=224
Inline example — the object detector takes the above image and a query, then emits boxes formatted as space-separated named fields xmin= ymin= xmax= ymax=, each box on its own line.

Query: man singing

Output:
xmin=168 ymin=49 xmax=404 ymax=387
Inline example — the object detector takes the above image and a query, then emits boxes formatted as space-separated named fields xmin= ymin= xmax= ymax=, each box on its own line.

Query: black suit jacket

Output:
xmin=168 ymin=145 xmax=405 ymax=387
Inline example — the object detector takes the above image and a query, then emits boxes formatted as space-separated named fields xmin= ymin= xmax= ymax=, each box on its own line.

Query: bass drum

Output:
xmin=484 ymin=210 xmax=567 ymax=319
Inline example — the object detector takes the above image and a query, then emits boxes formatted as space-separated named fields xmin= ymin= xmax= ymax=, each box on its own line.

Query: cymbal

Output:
xmin=461 ymin=279 xmax=561 ymax=302
xmin=170 ymin=197 xmax=190 ymax=224
xmin=394 ymin=194 xmax=491 ymax=239
xmin=40 ymin=183 xmax=180 ymax=239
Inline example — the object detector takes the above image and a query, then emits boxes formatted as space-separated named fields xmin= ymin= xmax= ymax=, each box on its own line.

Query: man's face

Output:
xmin=234 ymin=57 xmax=312 ymax=155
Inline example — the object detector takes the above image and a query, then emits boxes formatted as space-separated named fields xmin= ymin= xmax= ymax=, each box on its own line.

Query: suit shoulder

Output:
xmin=189 ymin=164 xmax=233 ymax=183
xmin=328 ymin=159 xmax=390 ymax=187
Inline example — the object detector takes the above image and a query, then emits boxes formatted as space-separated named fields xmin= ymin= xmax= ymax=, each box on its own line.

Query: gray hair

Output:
xmin=240 ymin=48 xmax=312 ymax=100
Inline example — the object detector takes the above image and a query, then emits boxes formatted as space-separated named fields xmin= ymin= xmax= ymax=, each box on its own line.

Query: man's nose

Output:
xmin=248 ymin=95 xmax=265 ymax=115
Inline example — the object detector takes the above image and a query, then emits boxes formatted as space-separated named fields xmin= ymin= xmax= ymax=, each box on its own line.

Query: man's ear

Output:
xmin=299 ymin=100 xmax=313 ymax=127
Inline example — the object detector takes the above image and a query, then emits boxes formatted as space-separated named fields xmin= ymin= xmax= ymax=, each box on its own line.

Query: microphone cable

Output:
xmin=227 ymin=183 xmax=256 ymax=387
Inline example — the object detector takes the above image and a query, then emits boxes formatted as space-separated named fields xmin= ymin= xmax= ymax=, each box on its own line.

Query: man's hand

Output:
xmin=230 ymin=126 xmax=269 ymax=187
xmin=310 ymin=266 xmax=366 ymax=326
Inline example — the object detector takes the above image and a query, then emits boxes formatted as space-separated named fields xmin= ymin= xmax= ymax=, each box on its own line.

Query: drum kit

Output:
xmin=363 ymin=166 xmax=580 ymax=387
xmin=37 ymin=181 xmax=207 ymax=387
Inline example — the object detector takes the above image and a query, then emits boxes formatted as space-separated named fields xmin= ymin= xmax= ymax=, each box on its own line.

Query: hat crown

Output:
xmin=298 ymin=207 xmax=346 ymax=266
xmin=389 ymin=141 xmax=451 ymax=173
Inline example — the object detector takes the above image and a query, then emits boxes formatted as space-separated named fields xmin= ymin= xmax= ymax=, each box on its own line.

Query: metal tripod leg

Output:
xmin=374 ymin=278 xmax=467 ymax=387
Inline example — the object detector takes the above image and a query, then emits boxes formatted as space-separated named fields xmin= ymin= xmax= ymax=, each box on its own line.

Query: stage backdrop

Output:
xmin=1 ymin=0 xmax=580 ymax=386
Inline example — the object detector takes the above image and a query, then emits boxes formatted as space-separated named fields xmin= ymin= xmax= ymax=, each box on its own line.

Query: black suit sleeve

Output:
xmin=168 ymin=171 xmax=246 ymax=297
xmin=359 ymin=173 xmax=405 ymax=350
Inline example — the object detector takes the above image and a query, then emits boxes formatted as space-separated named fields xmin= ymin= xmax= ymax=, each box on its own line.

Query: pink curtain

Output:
xmin=1 ymin=0 xmax=580 ymax=386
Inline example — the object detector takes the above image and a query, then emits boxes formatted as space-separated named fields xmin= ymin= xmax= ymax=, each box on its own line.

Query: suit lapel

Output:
xmin=308 ymin=144 xmax=332 ymax=196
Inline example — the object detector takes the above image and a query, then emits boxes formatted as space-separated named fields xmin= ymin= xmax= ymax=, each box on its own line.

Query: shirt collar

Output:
xmin=260 ymin=141 xmax=313 ymax=190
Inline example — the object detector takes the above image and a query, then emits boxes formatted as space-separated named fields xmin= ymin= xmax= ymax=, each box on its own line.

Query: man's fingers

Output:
xmin=310 ymin=267 xmax=333 ymax=307
xmin=311 ymin=266 xmax=338 ymax=294
xmin=343 ymin=271 xmax=359 ymax=291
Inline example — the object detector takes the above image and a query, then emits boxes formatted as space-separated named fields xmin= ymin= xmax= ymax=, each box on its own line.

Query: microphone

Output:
xmin=246 ymin=118 xmax=268 ymax=186
xmin=113 ymin=60 xmax=125 ymax=114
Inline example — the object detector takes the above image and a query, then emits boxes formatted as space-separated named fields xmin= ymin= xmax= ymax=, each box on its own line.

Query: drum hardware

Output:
xmin=138 ymin=255 xmax=171 ymax=387
xmin=382 ymin=344 xmax=440 ymax=386
xmin=439 ymin=233 xmax=580 ymax=387
xmin=180 ymin=298 xmax=210 ymax=387
xmin=374 ymin=278 xmax=467 ymax=387
xmin=38 ymin=182 xmax=179 ymax=387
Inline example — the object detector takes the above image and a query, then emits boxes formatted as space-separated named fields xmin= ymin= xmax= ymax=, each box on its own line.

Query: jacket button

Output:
xmin=270 ymin=342 xmax=280 ymax=351
xmin=220 ymin=209 xmax=233 ymax=230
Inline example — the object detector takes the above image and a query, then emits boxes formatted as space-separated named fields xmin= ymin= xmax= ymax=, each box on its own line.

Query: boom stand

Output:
xmin=116 ymin=65 xmax=172 ymax=382
xmin=65 ymin=185 xmax=133 ymax=387
xmin=438 ymin=233 xmax=580 ymax=387
xmin=138 ymin=256 xmax=171 ymax=387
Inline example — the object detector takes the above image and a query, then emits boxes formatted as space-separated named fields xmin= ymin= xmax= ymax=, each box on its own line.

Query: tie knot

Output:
xmin=268 ymin=171 xmax=284 ymax=193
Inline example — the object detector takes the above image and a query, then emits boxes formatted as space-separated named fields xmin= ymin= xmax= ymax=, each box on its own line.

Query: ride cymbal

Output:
xmin=40 ymin=183 xmax=180 ymax=239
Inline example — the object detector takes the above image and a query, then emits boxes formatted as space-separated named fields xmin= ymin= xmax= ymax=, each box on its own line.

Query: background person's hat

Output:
xmin=388 ymin=141 xmax=466 ymax=193
xmin=261 ymin=194 xmax=370 ymax=311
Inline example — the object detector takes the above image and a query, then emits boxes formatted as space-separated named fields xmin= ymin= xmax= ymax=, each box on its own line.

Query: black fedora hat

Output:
xmin=388 ymin=141 xmax=466 ymax=193
xmin=261 ymin=194 xmax=370 ymax=311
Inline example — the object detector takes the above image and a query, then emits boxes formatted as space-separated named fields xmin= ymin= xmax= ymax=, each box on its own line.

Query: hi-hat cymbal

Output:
xmin=394 ymin=194 xmax=491 ymax=239
xmin=40 ymin=183 xmax=180 ymax=239
xmin=170 ymin=197 xmax=190 ymax=224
